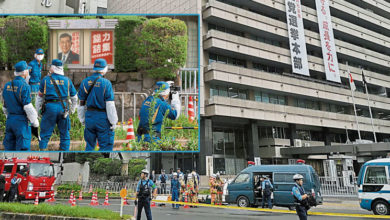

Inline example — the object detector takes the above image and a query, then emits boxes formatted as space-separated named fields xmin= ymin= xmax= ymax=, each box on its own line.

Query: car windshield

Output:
xmin=29 ymin=163 xmax=54 ymax=177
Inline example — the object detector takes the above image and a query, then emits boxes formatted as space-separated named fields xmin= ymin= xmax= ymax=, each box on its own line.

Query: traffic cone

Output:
xmin=103 ymin=191 xmax=110 ymax=206
xmin=188 ymin=96 xmax=195 ymax=122
xmin=90 ymin=192 xmax=98 ymax=206
xmin=126 ymin=118 xmax=136 ymax=150
xmin=183 ymin=193 xmax=189 ymax=209
xmin=68 ymin=190 xmax=74 ymax=204
xmin=151 ymin=201 xmax=156 ymax=207
xmin=71 ymin=196 xmax=77 ymax=207
xmin=88 ymin=185 xmax=93 ymax=193
xmin=95 ymin=141 xmax=100 ymax=151
xmin=78 ymin=190 xmax=83 ymax=200
xmin=34 ymin=193 xmax=39 ymax=206
xmin=47 ymin=191 xmax=56 ymax=202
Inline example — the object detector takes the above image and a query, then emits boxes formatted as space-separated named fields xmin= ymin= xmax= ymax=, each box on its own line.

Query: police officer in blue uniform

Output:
xmin=136 ymin=169 xmax=157 ymax=220
xmin=171 ymin=172 xmax=180 ymax=209
xmin=261 ymin=176 xmax=273 ymax=209
xmin=28 ymin=48 xmax=44 ymax=93
xmin=77 ymin=58 xmax=118 ymax=151
xmin=137 ymin=81 xmax=181 ymax=143
xmin=35 ymin=59 xmax=78 ymax=151
xmin=2 ymin=61 xmax=39 ymax=151
xmin=292 ymin=174 xmax=309 ymax=220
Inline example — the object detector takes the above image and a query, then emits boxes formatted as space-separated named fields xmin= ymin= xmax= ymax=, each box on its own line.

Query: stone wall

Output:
xmin=0 ymin=69 xmax=163 ymax=122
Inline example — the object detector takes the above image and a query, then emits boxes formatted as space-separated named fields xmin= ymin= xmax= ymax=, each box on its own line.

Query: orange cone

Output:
xmin=183 ymin=193 xmax=189 ymax=209
xmin=188 ymin=96 xmax=195 ymax=122
xmin=71 ymin=196 xmax=77 ymax=207
xmin=88 ymin=185 xmax=93 ymax=193
xmin=90 ymin=192 xmax=98 ymax=206
xmin=126 ymin=118 xmax=136 ymax=150
xmin=34 ymin=193 xmax=39 ymax=206
xmin=68 ymin=190 xmax=74 ymax=204
xmin=95 ymin=141 xmax=100 ymax=151
xmin=47 ymin=191 xmax=56 ymax=202
xmin=78 ymin=190 xmax=83 ymax=200
xmin=151 ymin=201 xmax=156 ymax=207
xmin=103 ymin=191 xmax=110 ymax=206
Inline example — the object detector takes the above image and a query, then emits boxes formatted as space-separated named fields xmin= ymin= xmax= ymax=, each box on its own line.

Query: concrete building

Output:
xmin=0 ymin=0 xmax=107 ymax=14
xmin=109 ymin=0 xmax=390 ymax=177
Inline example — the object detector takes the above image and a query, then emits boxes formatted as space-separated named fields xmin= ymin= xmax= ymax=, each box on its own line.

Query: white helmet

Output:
xmin=293 ymin=174 xmax=304 ymax=180
xmin=216 ymin=172 xmax=220 ymax=177
xmin=141 ymin=169 xmax=149 ymax=175
xmin=211 ymin=174 xmax=216 ymax=178
xmin=179 ymin=174 xmax=184 ymax=179
xmin=173 ymin=172 xmax=178 ymax=176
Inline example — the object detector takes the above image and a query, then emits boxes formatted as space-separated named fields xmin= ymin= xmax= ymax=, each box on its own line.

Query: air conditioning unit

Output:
xmin=294 ymin=139 xmax=302 ymax=147
xmin=304 ymin=142 xmax=310 ymax=147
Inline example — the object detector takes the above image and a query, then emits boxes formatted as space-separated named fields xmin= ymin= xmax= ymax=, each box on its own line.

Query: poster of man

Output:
xmin=58 ymin=31 xmax=80 ymax=64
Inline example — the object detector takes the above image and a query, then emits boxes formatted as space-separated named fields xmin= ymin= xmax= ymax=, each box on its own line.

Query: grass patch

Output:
xmin=0 ymin=203 xmax=131 ymax=220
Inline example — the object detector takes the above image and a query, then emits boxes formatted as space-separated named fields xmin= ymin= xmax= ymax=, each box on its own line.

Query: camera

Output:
xmin=169 ymin=85 xmax=180 ymax=100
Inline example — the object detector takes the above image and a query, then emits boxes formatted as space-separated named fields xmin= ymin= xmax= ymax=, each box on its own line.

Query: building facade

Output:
xmin=108 ymin=0 xmax=390 ymax=176
xmin=0 ymin=0 xmax=107 ymax=14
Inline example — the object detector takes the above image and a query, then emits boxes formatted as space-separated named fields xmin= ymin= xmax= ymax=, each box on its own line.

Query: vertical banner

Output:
xmin=315 ymin=0 xmax=341 ymax=83
xmin=91 ymin=31 xmax=113 ymax=64
xmin=285 ymin=0 xmax=310 ymax=76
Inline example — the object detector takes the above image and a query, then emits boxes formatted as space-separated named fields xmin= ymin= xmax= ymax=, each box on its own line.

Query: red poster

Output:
xmin=91 ymin=31 xmax=113 ymax=64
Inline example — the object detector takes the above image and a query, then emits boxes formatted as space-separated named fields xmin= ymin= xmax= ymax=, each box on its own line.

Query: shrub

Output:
xmin=135 ymin=17 xmax=188 ymax=79
xmin=128 ymin=159 xmax=147 ymax=181
xmin=113 ymin=16 xmax=146 ymax=72
xmin=90 ymin=158 xmax=122 ymax=177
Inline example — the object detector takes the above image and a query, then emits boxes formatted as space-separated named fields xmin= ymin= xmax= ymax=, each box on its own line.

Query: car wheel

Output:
xmin=373 ymin=200 xmax=389 ymax=215
xmin=237 ymin=196 xmax=249 ymax=207
xmin=39 ymin=198 xmax=45 ymax=203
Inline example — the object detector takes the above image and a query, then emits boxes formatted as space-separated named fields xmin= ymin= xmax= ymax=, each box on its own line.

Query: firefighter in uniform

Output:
xmin=215 ymin=173 xmax=224 ymax=205
xmin=137 ymin=81 xmax=181 ymax=143
xmin=35 ymin=59 xmax=77 ymax=151
xmin=209 ymin=174 xmax=217 ymax=205
xmin=28 ymin=48 xmax=44 ymax=93
xmin=2 ymin=61 xmax=39 ymax=151
xmin=179 ymin=173 xmax=186 ymax=202
xmin=77 ymin=58 xmax=118 ymax=151
xmin=292 ymin=174 xmax=309 ymax=220
xmin=186 ymin=174 xmax=196 ymax=205
xmin=136 ymin=169 xmax=157 ymax=220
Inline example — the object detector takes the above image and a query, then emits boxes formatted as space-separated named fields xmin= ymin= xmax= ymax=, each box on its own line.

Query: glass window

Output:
xmin=234 ymin=173 xmax=251 ymax=184
xmin=239 ymin=90 xmax=247 ymax=100
xmin=278 ymin=96 xmax=286 ymax=105
xmin=274 ymin=173 xmax=306 ymax=183
xmin=2 ymin=164 xmax=13 ymax=174
xmin=255 ymin=91 xmax=262 ymax=102
xmin=210 ymin=87 xmax=218 ymax=97
xmin=270 ymin=94 xmax=278 ymax=104
xmin=219 ymin=86 xmax=228 ymax=97
xmin=262 ymin=92 xmax=269 ymax=103
xmin=364 ymin=166 xmax=388 ymax=184
xmin=218 ymin=55 xmax=227 ymax=64
xmin=213 ymin=129 xmax=224 ymax=155
xmin=229 ymin=88 xmax=238 ymax=98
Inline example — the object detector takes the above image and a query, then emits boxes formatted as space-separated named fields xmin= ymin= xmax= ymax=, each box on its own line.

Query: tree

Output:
xmin=128 ymin=159 xmax=147 ymax=181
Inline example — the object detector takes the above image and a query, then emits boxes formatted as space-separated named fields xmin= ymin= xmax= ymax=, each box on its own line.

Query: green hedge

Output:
xmin=0 ymin=203 xmax=131 ymax=220
xmin=90 ymin=158 xmax=122 ymax=176
xmin=135 ymin=17 xmax=188 ymax=79
xmin=113 ymin=16 xmax=146 ymax=72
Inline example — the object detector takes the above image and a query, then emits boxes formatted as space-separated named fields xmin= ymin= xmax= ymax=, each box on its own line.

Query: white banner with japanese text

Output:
xmin=315 ymin=0 xmax=341 ymax=83
xmin=286 ymin=0 xmax=310 ymax=76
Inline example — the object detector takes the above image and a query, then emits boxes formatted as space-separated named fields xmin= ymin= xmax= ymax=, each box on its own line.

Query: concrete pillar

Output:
xmin=323 ymin=127 xmax=332 ymax=146
xmin=199 ymin=117 xmax=213 ymax=175
xmin=289 ymin=123 xmax=298 ymax=146
xmin=247 ymin=120 xmax=260 ymax=161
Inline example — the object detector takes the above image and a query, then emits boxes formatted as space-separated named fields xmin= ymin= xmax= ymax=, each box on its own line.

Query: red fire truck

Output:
xmin=0 ymin=156 xmax=55 ymax=202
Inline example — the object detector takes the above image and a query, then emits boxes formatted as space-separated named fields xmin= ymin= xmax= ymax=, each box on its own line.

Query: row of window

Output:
xmin=209 ymin=53 xmax=246 ymax=68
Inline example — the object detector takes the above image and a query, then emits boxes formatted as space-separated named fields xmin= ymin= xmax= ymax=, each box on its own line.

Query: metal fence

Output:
xmin=319 ymin=176 xmax=358 ymax=197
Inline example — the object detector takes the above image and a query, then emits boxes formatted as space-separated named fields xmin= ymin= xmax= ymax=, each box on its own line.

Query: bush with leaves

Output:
xmin=113 ymin=16 xmax=146 ymax=72
xmin=90 ymin=158 xmax=122 ymax=177
xmin=135 ymin=17 xmax=188 ymax=79
xmin=128 ymin=159 xmax=147 ymax=181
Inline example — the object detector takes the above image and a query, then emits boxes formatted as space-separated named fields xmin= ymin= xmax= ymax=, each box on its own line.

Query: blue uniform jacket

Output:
xmin=138 ymin=96 xmax=177 ymax=134
xmin=39 ymin=74 xmax=77 ymax=100
xmin=171 ymin=178 xmax=180 ymax=192
xmin=136 ymin=179 xmax=157 ymax=192
xmin=2 ymin=76 xmax=31 ymax=115
xmin=262 ymin=179 xmax=274 ymax=190
xmin=292 ymin=183 xmax=305 ymax=201
xmin=28 ymin=59 xmax=42 ymax=85
xmin=77 ymin=73 xmax=114 ymax=109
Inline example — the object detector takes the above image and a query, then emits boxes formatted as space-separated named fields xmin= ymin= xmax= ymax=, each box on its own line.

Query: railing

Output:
xmin=319 ymin=176 xmax=358 ymax=197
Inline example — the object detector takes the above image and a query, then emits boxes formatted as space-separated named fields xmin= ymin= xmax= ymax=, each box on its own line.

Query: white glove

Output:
xmin=77 ymin=105 xmax=86 ymax=125
xmin=2 ymin=106 xmax=8 ymax=118
xmin=70 ymin=95 xmax=78 ymax=114
xmin=171 ymin=92 xmax=181 ymax=120
xmin=35 ymin=95 xmax=44 ymax=113
xmin=106 ymin=101 xmax=118 ymax=126
xmin=110 ymin=124 xmax=116 ymax=131
xmin=23 ymin=103 xmax=39 ymax=127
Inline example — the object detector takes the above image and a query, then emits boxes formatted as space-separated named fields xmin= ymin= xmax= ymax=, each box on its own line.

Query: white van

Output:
xmin=357 ymin=158 xmax=390 ymax=215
